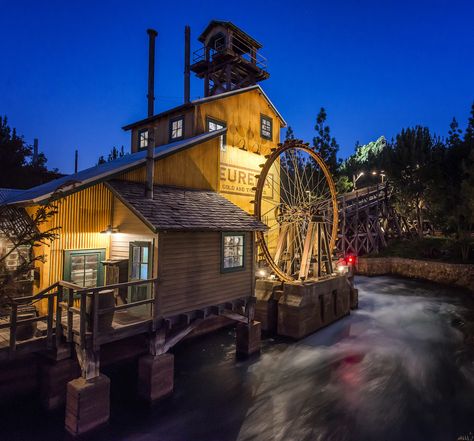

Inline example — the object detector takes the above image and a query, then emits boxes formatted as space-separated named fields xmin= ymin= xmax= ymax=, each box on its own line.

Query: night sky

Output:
xmin=1 ymin=0 xmax=473 ymax=173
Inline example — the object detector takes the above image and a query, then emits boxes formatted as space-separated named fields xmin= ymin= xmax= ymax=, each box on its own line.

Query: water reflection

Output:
xmin=3 ymin=276 xmax=474 ymax=441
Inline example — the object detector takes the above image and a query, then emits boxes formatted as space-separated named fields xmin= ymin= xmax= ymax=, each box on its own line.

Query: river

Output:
xmin=4 ymin=276 xmax=474 ymax=441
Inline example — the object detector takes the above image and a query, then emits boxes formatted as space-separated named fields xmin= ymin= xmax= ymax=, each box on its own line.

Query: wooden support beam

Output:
xmin=299 ymin=221 xmax=315 ymax=280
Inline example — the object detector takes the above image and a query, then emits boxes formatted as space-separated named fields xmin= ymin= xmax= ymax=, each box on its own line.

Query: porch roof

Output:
xmin=107 ymin=180 xmax=267 ymax=232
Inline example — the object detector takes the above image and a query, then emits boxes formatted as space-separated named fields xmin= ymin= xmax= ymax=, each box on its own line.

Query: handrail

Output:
xmin=192 ymin=33 xmax=267 ymax=70
xmin=74 ymin=277 xmax=158 ymax=295
xmin=67 ymin=277 xmax=159 ymax=351
xmin=11 ymin=280 xmax=82 ymax=304
xmin=1 ymin=278 xmax=159 ymax=355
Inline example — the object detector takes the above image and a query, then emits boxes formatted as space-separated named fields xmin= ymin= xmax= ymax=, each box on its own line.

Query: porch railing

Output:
xmin=0 ymin=278 xmax=159 ymax=357
xmin=69 ymin=278 xmax=159 ymax=350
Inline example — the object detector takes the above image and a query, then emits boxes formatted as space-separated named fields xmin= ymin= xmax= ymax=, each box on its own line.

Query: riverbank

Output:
xmin=357 ymin=256 xmax=474 ymax=292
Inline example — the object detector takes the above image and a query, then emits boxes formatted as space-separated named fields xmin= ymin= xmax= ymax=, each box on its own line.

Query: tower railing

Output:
xmin=192 ymin=33 xmax=267 ymax=71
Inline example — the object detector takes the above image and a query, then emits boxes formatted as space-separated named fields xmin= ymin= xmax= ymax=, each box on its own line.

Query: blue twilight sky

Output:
xmin=1 ymin=0 xmax=473 ymax=174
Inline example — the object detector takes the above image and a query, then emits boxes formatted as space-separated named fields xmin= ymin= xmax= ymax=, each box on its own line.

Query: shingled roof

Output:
xmin=107 ymin=180 xmax=267 ymax=232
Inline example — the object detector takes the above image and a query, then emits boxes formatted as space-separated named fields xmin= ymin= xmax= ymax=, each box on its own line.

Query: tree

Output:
xmin=285 ymin=126 xmax=295 ymax=141
xmin=465 ymin=102 xmax=474 ymax=143
xmin=313 ymin=108 xmax=339 ymax=175
xmin=0 ymin=203 xmax=59 ymax=307
xmin=97 ymin=146 xmax=126 ymax=165
xmin=386 ymin=127 xmax=437 ymax=237
xmin=0 ymin=116 xmax=59 ymax=189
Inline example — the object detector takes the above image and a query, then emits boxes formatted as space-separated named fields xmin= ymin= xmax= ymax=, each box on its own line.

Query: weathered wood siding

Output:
xmin=28 ymin=184 xmax=113 ymax=292
xmin=158 ymin=231 xmax=253 ymax=316
xmin=131 ymin=109 xmax=194 ymax=153
xmin=110 ymin=197 xmax=158 ymax=275
xmin=196 ymin=88 xmax=281 ymax=156
xmin=119 ymin=138 xmax=220 ymax=191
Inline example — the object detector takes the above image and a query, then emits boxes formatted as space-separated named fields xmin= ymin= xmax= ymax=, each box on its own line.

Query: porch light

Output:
xmin=100 ymin=225 xmax=119 ymax=235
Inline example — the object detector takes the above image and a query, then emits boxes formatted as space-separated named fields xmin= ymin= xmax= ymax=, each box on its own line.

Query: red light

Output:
xmin=346 ymin=254 xmax=357 ymax=265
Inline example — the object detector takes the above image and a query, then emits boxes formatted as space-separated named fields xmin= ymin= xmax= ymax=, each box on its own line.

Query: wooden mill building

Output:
xmin=0 ymin=20 xmax=286 ymax=436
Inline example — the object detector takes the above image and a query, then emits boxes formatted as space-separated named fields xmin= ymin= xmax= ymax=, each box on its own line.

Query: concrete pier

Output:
xmin=65 ymin=374 xmax=110 ymax=436
xmin=138 ymin=353 xmax=174 ymax=403
xmin=236 ymin=320 xmax=261 ymax=356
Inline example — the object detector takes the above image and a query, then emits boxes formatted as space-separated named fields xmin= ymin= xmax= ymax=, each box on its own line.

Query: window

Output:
xmin=64 ymin=249 xmax=106 ymax=288
xmin=169 ymin=116 xmax=184 ymax=141
xmin=260 ymin=115 xmax=273 ymax=140
xmin=207 ymin=116 xmax=226 ymax=151
xmin=222 ymin=233 xmax=245 ymax=272
xmin=129 ymin=242 xmax=152 ymax=302
xmin=138 ymin=129 xmax=149 ymax=150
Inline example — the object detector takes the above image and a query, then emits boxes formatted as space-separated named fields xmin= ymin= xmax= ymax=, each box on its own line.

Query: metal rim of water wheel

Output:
xmin=254 ymin=139 xmax=338 ymax=282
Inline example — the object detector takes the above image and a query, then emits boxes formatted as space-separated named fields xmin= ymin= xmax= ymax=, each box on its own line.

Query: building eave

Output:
xmin=122 ymin=85 xmax=286 ymax=131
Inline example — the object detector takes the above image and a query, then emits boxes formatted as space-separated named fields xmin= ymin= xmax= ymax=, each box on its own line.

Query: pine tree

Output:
xmin=465 ymin=102 xmax=474 ymax=144
xmin=0 ymin=116 xmax=58 ymax=189
xmin=447 ymin=117 xmax=462 ymax=147
xmin=97 ymin=146 xmax=126 ymax=165
xmin=312 ymin=108 xmax=339 ymax=174
xmin=285 ymin=126 xmax=295 ymax=141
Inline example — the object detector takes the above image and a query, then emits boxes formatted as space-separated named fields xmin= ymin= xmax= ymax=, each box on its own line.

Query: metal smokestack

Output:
xmin=184 ymin=25 xmax=191 ymax=103
xmin=145 ymin=28 xmax=157 ymax=199
xmin=146 ymin=28 xmax=158 ymax=117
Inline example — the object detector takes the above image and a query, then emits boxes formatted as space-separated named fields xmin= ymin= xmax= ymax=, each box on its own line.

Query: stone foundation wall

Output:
xmin=357 ymin=257 xmax=474 ymax=292
xmin=255 ymin=275 xmax=356 ymax=339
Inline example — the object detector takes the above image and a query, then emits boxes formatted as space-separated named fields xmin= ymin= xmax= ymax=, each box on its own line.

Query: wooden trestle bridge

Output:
xmin=337 ymin=183 xmax=405 ymax=257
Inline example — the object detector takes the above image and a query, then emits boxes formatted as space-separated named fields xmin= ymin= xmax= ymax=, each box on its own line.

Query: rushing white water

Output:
xmin=236 ymin=277 xmax=474 ymax=441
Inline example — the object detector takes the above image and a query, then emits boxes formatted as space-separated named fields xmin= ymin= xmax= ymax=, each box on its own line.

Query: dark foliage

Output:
xmin=0 ymin=116 xmax=61 ymax=189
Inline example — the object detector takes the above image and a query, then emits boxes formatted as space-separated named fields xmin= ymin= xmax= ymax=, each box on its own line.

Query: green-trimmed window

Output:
xmin=260 ymin=115 xmax=272 ymax=140
xmin=128 ymin=242 xmax=152 ymax=302
xmin=169 ymin=116 xmax=184 ymax=141
xmin=221 ymin=233 xmax=245 ymax=272
xmin=64 ymin=249 xmax=106 ymax=288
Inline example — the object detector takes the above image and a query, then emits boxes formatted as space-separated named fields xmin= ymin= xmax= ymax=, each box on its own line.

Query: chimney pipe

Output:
xmin=146 ymin=28 xmax=158 ymax=118
xmin=33 ymin=138 xmax=38 ymax=165
xmin=74 ymin=149 xmax=78 ymax=173
xmin=145 ymin=128 xmax=155 ymax=199
xmin=184 ymin=25 xmax=191 ymax=103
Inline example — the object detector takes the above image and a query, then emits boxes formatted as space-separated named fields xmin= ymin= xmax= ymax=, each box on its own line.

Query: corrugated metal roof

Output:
xmin=2 ymin=129 xmax=226 ymax=206
xmin=122 ymin=85 xmax=287 ymax=130
xmin=0 ymin=188 xmax=27 ymax=204
xmin=107 ymin=180 xmax=267 ymax=232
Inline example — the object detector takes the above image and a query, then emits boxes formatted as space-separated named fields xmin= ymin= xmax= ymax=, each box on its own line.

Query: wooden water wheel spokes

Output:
xmin=254 ymin=140 xmax=338 ymax=282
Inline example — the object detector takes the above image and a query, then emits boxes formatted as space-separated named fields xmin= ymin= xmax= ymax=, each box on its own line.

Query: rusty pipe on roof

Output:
xmin=145 ymin=28 xmax=157 ymax=199
xmin=184 ymin=25 xmax=191 ymax=103
xmin=146 ymin=28 xmax=158 ymax=118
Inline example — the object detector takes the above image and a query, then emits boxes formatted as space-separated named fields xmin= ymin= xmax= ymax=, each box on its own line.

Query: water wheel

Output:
xmin=254 ymin=139 xmax=338 ymax=282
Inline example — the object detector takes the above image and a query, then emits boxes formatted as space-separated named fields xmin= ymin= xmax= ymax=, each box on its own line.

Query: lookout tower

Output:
xmin=190 ymin=20 xmax=269 ymax=97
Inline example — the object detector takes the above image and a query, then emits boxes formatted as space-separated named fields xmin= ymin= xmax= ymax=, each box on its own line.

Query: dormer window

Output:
xmin=207 ymin=116 xmax=226 ymax=151
xmin=138 ymin=129 xmax=149 ymax=150
xmin=169 ymin=116 xmax=184 ymax=141
xmin=260 ymin=115 xmax=272 ymax=140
